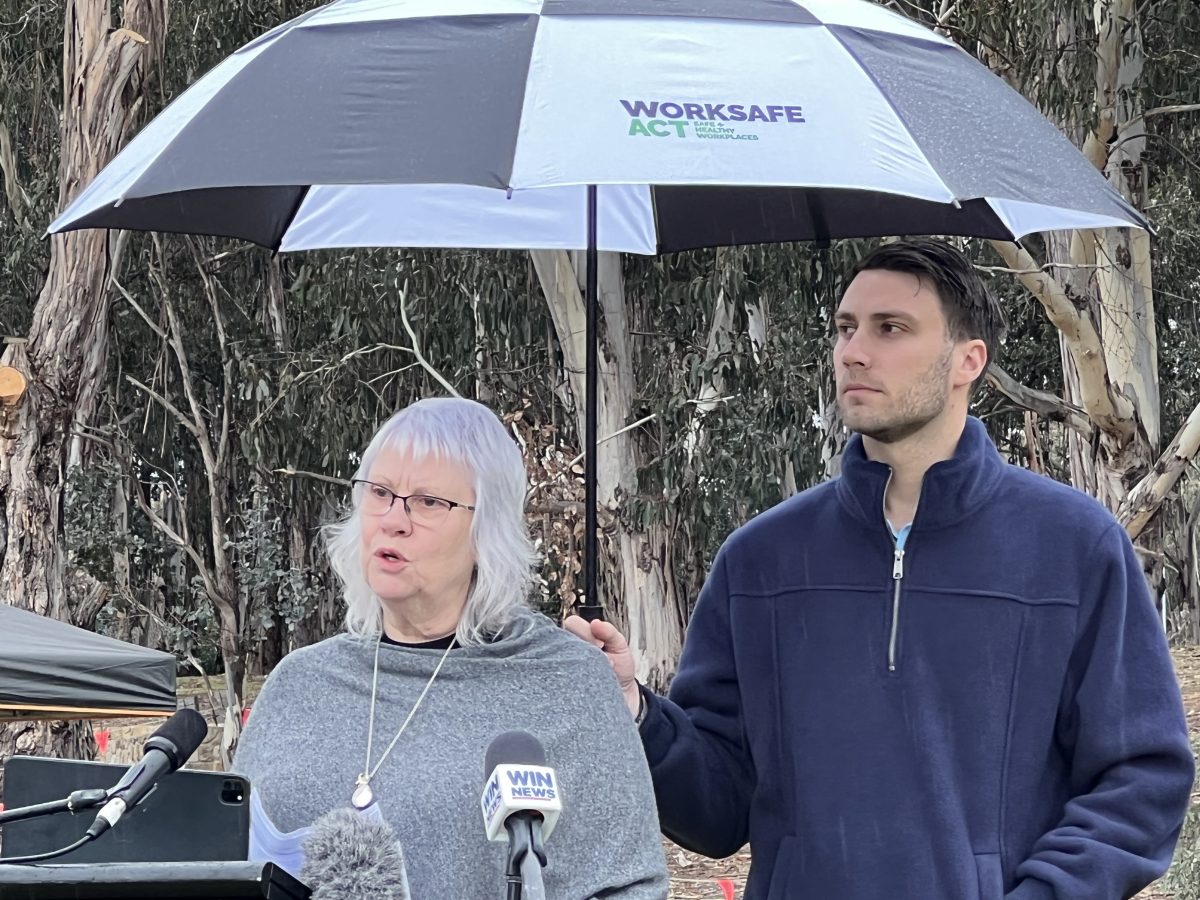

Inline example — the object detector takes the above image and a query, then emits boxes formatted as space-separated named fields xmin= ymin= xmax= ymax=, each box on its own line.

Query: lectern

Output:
xmin=0 ymin=861 xmax=309 ymax=900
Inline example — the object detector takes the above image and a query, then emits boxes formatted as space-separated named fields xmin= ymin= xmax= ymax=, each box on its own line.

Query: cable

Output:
xmin=1 ymin=835 xmax=95 ymax=865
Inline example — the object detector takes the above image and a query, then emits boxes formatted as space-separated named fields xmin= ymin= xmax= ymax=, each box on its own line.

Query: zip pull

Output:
xmin=892 ymin=548 xmax=905 ymax=580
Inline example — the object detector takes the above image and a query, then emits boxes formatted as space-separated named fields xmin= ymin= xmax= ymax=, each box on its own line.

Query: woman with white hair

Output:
xmin=235 ymin=397 xmax=668 ymax=899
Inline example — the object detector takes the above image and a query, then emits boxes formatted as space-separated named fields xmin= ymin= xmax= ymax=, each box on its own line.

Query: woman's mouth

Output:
xmin=374 ymin=549 xmax=407 ymax=571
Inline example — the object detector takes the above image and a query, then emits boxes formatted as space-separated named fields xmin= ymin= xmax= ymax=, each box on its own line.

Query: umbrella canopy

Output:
xmin=48 ymin=0 xmax=1145 ymax=247
xmin=0 ymin=605 xmax=176 ymax=721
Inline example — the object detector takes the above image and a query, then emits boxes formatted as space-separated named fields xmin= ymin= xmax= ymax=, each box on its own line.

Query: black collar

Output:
xmin=380 ymin=632 xmax=457 ymax=650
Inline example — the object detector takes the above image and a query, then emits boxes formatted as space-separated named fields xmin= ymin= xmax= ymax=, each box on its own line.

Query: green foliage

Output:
xmin=619 ymin=244 xmax=854 ymax=595
xmin=178 ymin=580 xmax=223 ymax=672
xmin=228 ymin=487 xmax=321 ymax=638
xmin=0 ymin=1 xmax=62 ymax=335
xmin=63 ymin=462 xmax=165 ymax=580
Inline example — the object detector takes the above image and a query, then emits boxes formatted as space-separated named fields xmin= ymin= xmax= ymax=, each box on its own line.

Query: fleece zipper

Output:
xmin=883 ymin=472 xmax=916 ymax=673
xmin=888 ymin=544 xmax=905 ymax=672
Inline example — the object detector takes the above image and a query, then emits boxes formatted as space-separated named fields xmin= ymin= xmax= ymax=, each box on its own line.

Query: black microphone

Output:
xmin=85 ymin=708 xmax=209 ymax=839
xmin=300 ymin=807 xmax=411 ymax=900
xmin=481 ymin=731 xmax=561 ymax=900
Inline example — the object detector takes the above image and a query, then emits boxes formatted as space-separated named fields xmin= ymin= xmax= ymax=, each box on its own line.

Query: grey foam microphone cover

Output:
xmin=300 ymin=807 xmax=411 ymax=900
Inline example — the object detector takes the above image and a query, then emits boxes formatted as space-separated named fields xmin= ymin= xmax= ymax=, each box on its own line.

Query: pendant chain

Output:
xmin=353 ymin=634 xmax=455 ymax=807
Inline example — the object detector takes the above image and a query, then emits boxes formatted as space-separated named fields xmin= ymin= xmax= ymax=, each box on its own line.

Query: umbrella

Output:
xmin=48 ymin=0 xmax=1148 ymax=616
xmin=0 ymin=605 xmax=176 ymax=720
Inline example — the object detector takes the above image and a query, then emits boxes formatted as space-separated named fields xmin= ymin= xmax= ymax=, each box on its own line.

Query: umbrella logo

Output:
xmin=620 ymin=99 xmax=805 ymax=141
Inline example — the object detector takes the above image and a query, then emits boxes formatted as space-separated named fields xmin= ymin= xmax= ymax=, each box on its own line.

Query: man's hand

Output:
xmin=563 ymin=615 xmax=642 ymax=719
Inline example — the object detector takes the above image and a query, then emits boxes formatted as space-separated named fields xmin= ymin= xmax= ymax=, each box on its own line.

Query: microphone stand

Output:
xmin=503 ymin=816 xmax=547 ymax=900
xmin=0 ymin=789 xmax=112 ymax=865
xmin=0 ymin=790 xmax=109 ymax=826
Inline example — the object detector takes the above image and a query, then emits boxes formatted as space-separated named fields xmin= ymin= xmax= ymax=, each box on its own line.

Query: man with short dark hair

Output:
xmin=567 ymin=239 xmax=1193 ymax=900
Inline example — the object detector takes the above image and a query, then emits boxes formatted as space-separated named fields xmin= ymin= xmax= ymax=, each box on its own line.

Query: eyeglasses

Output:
xmin=352 ymin=479 xmax=476 ymax=526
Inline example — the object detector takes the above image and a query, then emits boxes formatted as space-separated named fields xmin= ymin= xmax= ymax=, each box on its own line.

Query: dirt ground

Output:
xmin=664 ymin=645 xmax=1200 ymax=900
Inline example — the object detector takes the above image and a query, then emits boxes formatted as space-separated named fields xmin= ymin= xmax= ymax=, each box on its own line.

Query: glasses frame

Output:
xmin=351 ymin=479 xmax=476 ymax=521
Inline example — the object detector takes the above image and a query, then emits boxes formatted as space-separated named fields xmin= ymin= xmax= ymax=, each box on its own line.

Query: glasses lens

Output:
xmin=358 ymin=482 xmax=394 ymax=516
xmin=406 ymin=495 xmax=452 ymax=525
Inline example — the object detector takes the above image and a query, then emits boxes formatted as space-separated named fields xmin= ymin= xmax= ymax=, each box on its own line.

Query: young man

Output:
xmin=567 ymin=239 xmax=1194 ymax=900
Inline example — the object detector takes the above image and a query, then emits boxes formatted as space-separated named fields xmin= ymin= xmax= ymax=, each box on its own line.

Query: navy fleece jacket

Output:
xmin=641 ymin=418 xmax=1193 ymax=900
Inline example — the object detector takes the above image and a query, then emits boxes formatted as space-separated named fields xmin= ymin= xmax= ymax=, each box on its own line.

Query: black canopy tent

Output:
xmin=0 ymin=605 xmax=176 ymax=721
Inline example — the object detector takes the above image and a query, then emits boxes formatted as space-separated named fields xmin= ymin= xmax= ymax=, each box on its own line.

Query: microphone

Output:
xmin=85 ymin=708 xmax=209 ymax=840
xmin=300 ymin=807 xmax=411 ymax=900
xmin=480 ymin=731 xmax=562 ymax=843
xmin=481 ymin=731 xmax=561 ymax=900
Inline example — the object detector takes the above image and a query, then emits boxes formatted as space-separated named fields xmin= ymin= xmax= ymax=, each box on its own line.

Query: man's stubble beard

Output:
xmin=839 ymin=348 xmax=954 ymax=444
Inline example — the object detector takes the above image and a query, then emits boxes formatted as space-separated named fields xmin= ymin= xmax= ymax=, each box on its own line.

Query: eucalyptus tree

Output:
xmin=893 ymin=0 xmax=1200 ymax=633
xmin=0 ymin=0 xmax=169 ymax=772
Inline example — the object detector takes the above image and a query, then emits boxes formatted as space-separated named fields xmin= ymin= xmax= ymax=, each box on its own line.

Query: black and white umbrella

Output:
xmin=49 ymin=0 xmax=1147 ymax=613
xmin=50 ymin=0 xmax=1143 ymax=248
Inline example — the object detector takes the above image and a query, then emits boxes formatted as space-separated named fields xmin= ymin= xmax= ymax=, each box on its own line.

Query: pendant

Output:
xmin=352 ymin=775 xmax=375 ymax=810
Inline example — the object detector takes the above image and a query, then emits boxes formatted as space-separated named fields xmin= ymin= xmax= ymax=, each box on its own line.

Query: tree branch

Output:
xmin=527 ymin=500 xmax=603 ymax=516
xmin=132 ymin=485 xmax=217 ymax=599
xmin=272 ymin=466 xmax=350 ymax=488
xmin=126 ymin=375 xmax=201 ymax=439
xmin=987 ymin=240 xmax=1135 ymax=441
xmin=1119 ymin=400 xmax=1200 ymax=539
xmin=150 ymin=235 xmax=216 ymax=472
xmin=1141 ymin=102 xmax=1200 ymax=120
xmin=566 ymin=413 xmax=658 ymax=468
xmin=974 ymin=261 xmax=1101 ymax=276
xmin=250 ymin=343 xmax=419 ymax=429
xmin=111 ymin=277 xmax=168 ymax=341
xmin=187 ymin=239 xmax=234 ymax=470
xmin=0 ymin=120 xmax=28 ymax=228
xmin=399 ymin=282 xmax=460 ymax=397
xmin=985 ymin=365 xmax=1094 ymax=440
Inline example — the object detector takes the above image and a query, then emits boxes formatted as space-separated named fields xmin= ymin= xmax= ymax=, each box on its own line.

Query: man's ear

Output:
xmin=954 ymin=339 xmax=988 ymax=389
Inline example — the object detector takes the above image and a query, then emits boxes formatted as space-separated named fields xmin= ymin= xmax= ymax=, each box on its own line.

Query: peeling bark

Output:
xmin=983 ymin=1 xmax=1160 ymax=524
xmin=1120 ymin=401 xmax=1200 ymax=541
xmin=985 ymin=364 xmax=1094 ymax=441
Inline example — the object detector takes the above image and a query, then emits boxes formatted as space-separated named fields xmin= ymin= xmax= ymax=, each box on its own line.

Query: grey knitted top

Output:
xmin=233 ymin=612 xmax=668 ymax=899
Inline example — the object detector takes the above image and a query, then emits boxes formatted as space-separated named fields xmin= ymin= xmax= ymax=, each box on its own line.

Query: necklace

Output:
xmin=352 ymin=634 xmax=456 ymax=810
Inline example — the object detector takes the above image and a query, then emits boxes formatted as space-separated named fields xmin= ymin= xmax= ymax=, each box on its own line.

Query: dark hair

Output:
xmin=852 ymin=239 xmax=1007 ymax=391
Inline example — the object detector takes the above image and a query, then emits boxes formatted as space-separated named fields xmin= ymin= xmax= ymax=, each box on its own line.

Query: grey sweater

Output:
xmin=234 ymin=613 xmax=668 ymax=899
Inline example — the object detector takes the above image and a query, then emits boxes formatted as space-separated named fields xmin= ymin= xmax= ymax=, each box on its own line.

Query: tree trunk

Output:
xmin=987 ymin=2 xmax=1182 ymax=536
xmin=0 ymin=0 xmax=169 ymax=774
xmin=983 ymin=1 xmax=1200 ymax=628
xmin=1048 ymin=1 xmax=1162 ymax=519
xmin=531 ymin=250 xmax=685 ymax=690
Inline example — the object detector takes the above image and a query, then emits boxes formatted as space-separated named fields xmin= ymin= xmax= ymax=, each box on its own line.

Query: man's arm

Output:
xmin=569 ymin=550 xmax=755 ymax=858
xmin=1006 ymin=523 xmax=1195 ymax=900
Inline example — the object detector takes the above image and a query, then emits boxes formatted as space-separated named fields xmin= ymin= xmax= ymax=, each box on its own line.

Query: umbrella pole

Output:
xmin=578 ymin=184 xmax=604 ymax=622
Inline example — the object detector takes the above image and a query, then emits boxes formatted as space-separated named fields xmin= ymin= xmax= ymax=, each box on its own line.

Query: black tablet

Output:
xmin=1 ymin=756 xmax=249 ymax=864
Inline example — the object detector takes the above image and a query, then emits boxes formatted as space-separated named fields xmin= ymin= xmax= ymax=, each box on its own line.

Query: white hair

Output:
xmin=324 ymin=397 xmax=537 ymax=644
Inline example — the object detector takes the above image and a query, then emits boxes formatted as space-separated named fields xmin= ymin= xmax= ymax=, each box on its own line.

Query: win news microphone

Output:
xmin=300 ymin=806 xmax=411 ymax=900
xmin=85 ymin=707 xmax=209 ymax=840
xmin=480 ymin=731 xmax=562 ymax=900
xmin=481 ymin=731 xmax=562 ymax=842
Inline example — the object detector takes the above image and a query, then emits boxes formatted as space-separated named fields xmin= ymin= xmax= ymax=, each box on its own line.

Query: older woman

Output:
xmin=235 ymin=397 xmax=668 ymax=899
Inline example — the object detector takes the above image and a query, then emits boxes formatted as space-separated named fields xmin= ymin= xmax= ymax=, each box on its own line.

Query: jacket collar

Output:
xmin=834 ymin=416 xmax=1006 ymax=531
